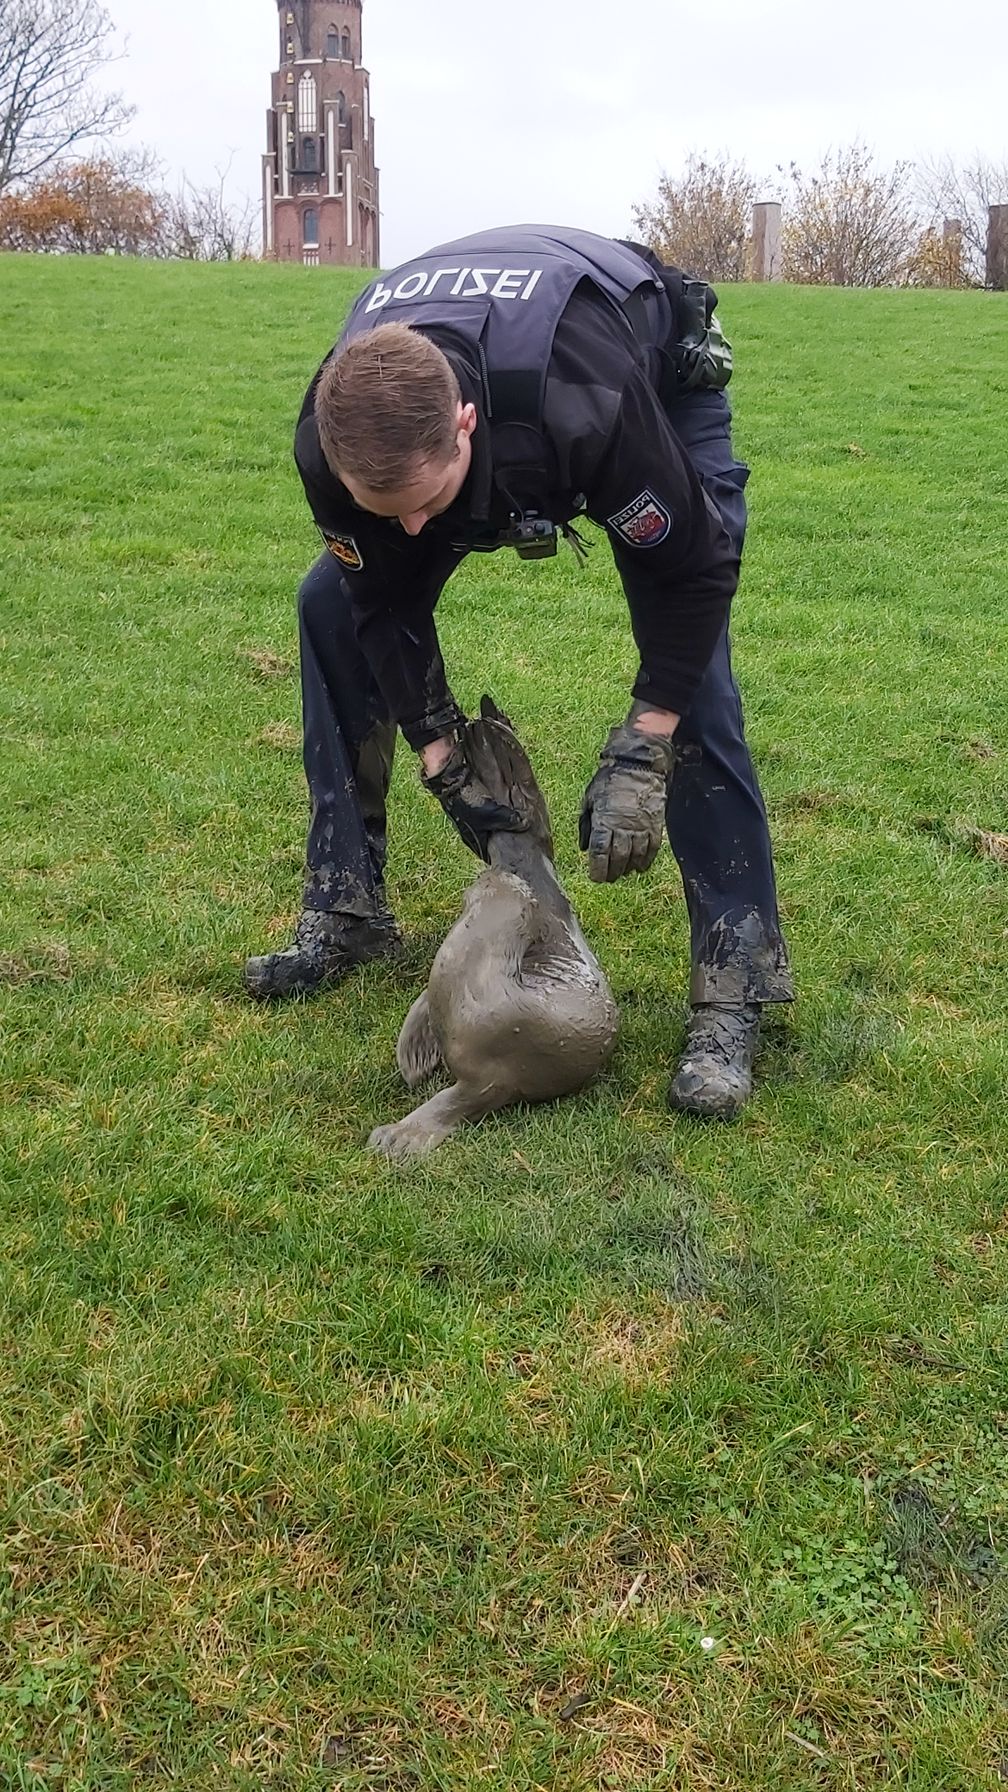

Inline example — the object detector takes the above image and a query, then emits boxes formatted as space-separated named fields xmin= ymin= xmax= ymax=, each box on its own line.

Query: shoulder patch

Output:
xmin=321 ymin=530 xmax=365 ymax=572
xmin=607 ymin=489 xmax=672 ymax=548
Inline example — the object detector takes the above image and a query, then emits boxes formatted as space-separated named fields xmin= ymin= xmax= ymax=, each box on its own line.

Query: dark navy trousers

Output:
xmin=295 ymin=388 xmax=793 ymax=1006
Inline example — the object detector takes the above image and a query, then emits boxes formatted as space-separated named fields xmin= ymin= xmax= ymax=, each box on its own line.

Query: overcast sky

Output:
xmin=104 ymin=0 xmax=1007 ymax=265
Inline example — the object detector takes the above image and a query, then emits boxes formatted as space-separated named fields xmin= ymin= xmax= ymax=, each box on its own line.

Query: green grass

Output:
xmin=1 ymin=255 xmax=1007 ymax=1790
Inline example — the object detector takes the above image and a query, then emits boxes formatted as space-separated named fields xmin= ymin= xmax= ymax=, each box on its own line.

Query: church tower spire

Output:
xmin=262 ymin=0 xmax=380 ymax=267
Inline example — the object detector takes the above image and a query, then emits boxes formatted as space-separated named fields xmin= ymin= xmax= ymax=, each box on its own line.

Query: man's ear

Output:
xmin=458 ymin=401 xmax=477 ymax=439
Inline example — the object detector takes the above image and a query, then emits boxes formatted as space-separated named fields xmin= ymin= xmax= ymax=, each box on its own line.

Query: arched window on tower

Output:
xmin=301 ymin=136 xmax=317 ymax=171
xmin=326 ymin=25 xmax=338 ymax=57
xmin=336 ymin=90 xmax=347 ymax=127
xmin=303 ymin=207 xmax=319 ymax=247
xmin=341 ymin=27 xmax=351 ymax=59
xmin=298 ymin=71 xmax=317 ymax=134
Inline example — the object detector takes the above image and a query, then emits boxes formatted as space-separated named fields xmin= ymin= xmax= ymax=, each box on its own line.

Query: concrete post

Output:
xmin=751 ymin=202 xmax=782 ymax=281
xmin=987 ymin=206 xmax=1008 ymax=289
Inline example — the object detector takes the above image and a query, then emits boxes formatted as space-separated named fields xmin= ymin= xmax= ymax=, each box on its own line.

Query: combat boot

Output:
xmin=244 ymin=900 xmax=402 ymax=1000
xmin=667 ymin=1002 xmax=760 ymax=1119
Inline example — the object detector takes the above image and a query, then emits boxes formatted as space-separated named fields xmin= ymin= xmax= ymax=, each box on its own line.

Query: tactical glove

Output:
xmin=423 ymin=739 xmax=528 ymax=862
xmin=578 ymin=718 xmax=678 ymax=882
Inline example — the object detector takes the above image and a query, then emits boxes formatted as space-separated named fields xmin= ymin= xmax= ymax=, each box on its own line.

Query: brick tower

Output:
xmin=262 ymin=0 xmax=380 ymax=267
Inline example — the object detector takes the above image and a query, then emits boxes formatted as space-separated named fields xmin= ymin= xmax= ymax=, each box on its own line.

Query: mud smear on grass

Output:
xmin=240 ymin=645 xmax=294 ymax=680
xmin=886 ymin=1482 xmax=1000 ymax=1590
xmin=885 ymin=1479 xmax=1006 ymax=1662
xmin=410 ymin=1156 xmax=780 ymax=1312
xmin=913 ymin=813 xmax=1008 ymax=866
xmin=0 ymin=942 xmax=73 ymax=985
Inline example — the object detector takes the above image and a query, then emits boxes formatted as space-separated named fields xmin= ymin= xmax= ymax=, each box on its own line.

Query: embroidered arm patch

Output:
xmin=607 ymin=489 xmax=672 ymax=548
xmin=321 ymin=529 xmax=365 ymax=572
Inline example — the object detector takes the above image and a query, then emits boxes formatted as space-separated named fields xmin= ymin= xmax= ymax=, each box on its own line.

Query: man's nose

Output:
xmin=399 ymin=512 xmax=427 ymax=535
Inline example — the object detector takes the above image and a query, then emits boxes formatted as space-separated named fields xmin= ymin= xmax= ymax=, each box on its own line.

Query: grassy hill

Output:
xmin=1 ymin=255 xmax=1006 ymax=1789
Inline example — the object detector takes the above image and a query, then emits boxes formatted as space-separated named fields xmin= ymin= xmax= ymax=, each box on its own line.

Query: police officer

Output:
xmin=245 ymin=225 xmax=794 ymax=1117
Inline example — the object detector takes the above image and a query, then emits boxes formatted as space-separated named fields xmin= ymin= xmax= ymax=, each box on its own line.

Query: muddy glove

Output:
xmin=578 ymin=718 xmax=678 ymax=882
xmin=423 ymin=739 xmax=528 ymax=862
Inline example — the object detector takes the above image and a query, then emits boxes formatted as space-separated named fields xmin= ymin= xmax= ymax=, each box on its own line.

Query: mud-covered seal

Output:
xmin=368 ymin=699 xmax=619 ymax=1161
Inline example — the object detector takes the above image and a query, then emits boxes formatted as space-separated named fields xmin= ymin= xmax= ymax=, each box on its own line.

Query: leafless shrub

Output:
xmin=631 ymin=152 xmax=758 ymax=281
xmin=779 ymin=142 xmax=920 ymax=287
xmin=904 ymin=221 xmax=972 ymax=289
xmin=917 ymin=154 xmax=1008 ymax=285
xmin=162 ymin=167 xmax=257 ymax=263
xmin=0 ymin=148 xmax=259 ymax=261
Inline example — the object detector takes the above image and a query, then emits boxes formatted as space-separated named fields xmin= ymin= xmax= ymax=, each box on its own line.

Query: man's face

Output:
xmin=340 ymin=402 xmax=477 ymax=536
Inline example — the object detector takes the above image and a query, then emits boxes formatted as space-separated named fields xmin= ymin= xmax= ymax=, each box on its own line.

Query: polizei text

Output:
xmin=364 ymin=267 xmax=545 ymax=312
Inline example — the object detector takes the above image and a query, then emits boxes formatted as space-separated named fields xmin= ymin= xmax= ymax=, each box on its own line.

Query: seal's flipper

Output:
xmin=480 ymin=694 xmax=515 ymax=731
xmin=396 ymin=991 xmax=444 ymax=1088
xmin=464 ymin=701 xmax=553 ymax=861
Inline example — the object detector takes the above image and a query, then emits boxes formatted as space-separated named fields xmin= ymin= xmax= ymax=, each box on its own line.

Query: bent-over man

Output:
xmin=245 ymin=224 xmax=794 ymax=1117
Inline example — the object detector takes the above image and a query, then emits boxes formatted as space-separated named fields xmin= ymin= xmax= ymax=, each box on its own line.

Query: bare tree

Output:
xmin=0 ymin=0 xmax=133 ymax=194
xmin=917 ymin=154 xmax=1008 ymax=285
xmin=163 ymin=169 xmax=257 ymax=262
xmin=780 ymin=142 xmax=920 ymax=287
xmin=631 ymin=153 xmax=758 ymax=281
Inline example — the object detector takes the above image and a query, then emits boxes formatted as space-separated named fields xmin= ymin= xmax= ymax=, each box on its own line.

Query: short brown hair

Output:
xmin=315 ymin=322 xmax=461 ymax=492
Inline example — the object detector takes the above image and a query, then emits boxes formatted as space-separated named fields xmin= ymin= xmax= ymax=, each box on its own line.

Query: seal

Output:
xmin=368 ymin=699 xmax=620 ymax=1160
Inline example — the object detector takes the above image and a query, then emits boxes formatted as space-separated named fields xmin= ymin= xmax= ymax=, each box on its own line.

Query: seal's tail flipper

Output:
xmin=463 ymin=696 xmax=554 ymax=861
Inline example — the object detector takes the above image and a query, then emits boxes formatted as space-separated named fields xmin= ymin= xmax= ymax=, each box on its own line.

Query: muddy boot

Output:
xmin=244 ymin=900 xmax=402 ymax=1001
xmin=667 ymin=1002 xmax=760 ymax=1119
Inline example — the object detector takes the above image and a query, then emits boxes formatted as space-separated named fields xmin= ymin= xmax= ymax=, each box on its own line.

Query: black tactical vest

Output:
xmin=336 ymin=225 xmax=678 ymax=523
